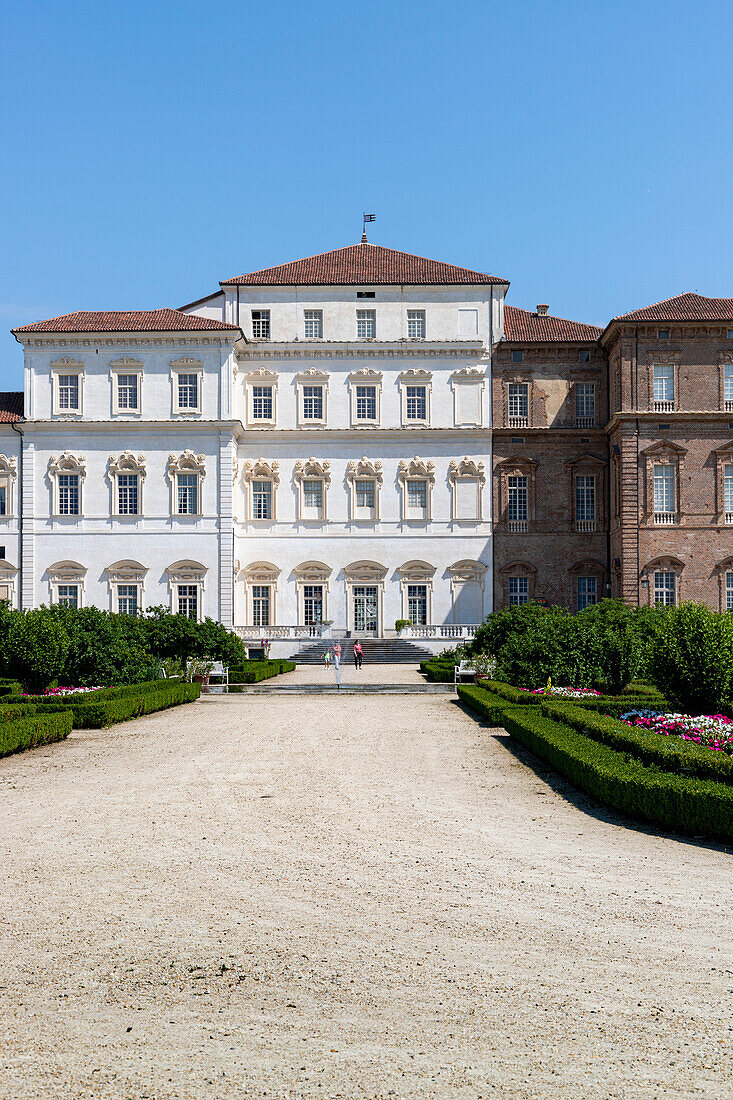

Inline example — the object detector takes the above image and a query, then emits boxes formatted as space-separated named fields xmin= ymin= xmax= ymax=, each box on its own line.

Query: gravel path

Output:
xmin=0 ymin=695 xmax=730 ymax=1099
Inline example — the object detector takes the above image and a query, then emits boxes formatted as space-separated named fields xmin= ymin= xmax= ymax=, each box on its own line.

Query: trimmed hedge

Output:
xmin=420 ymin=659 xmax=455 ymax=683
xmin=458 ymin=686 xmax=733 ymax=841
xmin=480 ymin=680 xmax=669 ymax=712
xmin=229 ymin=660 xmax=296 ymax=684
xmin=0 ymin=680 xmax=22 ymax=697
xmin=2 ymin=680 xmax=201 ymax=728
xmin=0 ymin=711 xmax=74 ymax=757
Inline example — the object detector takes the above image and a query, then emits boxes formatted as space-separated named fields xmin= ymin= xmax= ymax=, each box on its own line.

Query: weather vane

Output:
xmin=361 ymin=212 xmax=375 ymax=242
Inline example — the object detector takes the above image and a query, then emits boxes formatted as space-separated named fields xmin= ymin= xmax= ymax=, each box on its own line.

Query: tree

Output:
xmin=6 ymin=611 xmax=70 ymax=693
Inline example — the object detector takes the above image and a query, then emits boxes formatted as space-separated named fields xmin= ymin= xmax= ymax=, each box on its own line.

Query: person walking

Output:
xmin=353 ymin=640 xmax=363 ymax=670
xmin=333 ymin=642 xmax=341 ymax=670
xmin=323 ymin=648 xmax=331 ymax=670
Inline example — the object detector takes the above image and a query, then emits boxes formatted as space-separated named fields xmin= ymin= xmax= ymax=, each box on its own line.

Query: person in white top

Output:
xmin=333 ymin=642 xmax=341 ymax=669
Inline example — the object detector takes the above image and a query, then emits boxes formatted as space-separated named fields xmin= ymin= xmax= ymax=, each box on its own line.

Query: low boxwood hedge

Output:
xmin=229 ymin=660 xmax=296 ymax=684
xmin=0 ymin=679 xmax=22 ymax=697
xmin=0 ymin=711 xmax=73 ymax=757
xmin=3 ymin=680 xmax=201 ymax=728
xmin=458 ymin=686 xmax=733 ymax=841
xmin=480 ymin=681 xmax=669 ymax=711
xmin=420 ymin=659 xmax=455 ymax=683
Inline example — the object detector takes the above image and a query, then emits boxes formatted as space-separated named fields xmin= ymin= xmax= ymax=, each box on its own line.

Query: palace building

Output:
xmin=2 ymin=237 xmax=732 ymax=653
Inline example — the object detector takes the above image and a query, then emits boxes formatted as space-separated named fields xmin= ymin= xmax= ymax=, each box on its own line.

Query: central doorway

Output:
xmin=353 ymin=585 xmax=379 ymax=633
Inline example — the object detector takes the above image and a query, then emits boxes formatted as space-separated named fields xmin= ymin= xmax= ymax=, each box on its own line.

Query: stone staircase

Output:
xmin=291 ymin=638 xmax=434 ymax=665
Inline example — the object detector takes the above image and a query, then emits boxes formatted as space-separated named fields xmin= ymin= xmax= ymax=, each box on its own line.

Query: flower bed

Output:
xmin=20 ymin=685 xmax=104 ymax=698
xmin=620 ymin=709 xmax=733 ymax=755
xmin=523 ymin=686 xmax=602 ymax=699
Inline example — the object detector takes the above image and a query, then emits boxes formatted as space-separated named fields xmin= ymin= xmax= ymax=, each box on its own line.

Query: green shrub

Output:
xmin=0 ymin=680 xmax=22 ymax=697
xmin=458 ymin=691 xmax=733 ymax=841
xmin=6 ymin=611 xmax=70 ymax=693
xmin=0 ymin=711 xmax=73 ymax=757
xmin=228 ymin=660 xmax=294 ymax=684
xmin=1 ymin=679 xmax=199 ymax=727
xmin=420 ymin=659 xmax=455 ymax=683
xmin=539 ymin=700 xmax=733 ymax=784
xmin=648 ymin=602 xmax=733 ymax=713
xmin=141 ymin=607 xmax=246 ymax=667
xmin=457 ymin=684 xmax=518 ymax=724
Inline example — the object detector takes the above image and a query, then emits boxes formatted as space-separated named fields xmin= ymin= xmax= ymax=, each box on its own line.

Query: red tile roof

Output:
xmin=612 ymin=292 xmax=733 ymax=323
xmin=12 ymin=309 xmax=240 ymax=334
xmin=503 ymin=305 xmax=602 ymax=343
xmin=0 ymin=392 xmax=23 ymax=422
xmin=221 ymin=242 xmax=508 ymax=286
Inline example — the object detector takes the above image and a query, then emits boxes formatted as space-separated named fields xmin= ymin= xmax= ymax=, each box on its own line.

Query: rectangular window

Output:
xmin=58 ymin=473 xmax=80 ymax=515
xmin=57 ymin=584 xmax=79 ymax=608
xmin=407 ymin=480 xmax=427 ymax=509
xmin=302 ymin=385 xmax=323 ymax=420
xmin=0 ymin=484 xmax=5 ymax=516
xmin=507 ymin=475 xmax=528 ymax=522
xmin=303 ymin=584 xmax=323 ymax=626
xmin=252 ymin=584 xmax=270 ymax=627
xmin=118 ymin=584 xmax=139 ymax=615
xmin=508 ymin=577 xmax=529 ymax=606
xmin=355 ymin=480 xmax=375 ymax=509
xmin=304 ymin=310 xmax=323 ymax=338
xmin=508 ymin=383 xmax=529 ymax=423
xmin=653 ymin=463 xmax=675 ymax=516
xmin=407 ymin=310 xmax=425 ymax=339
xmin=177 ymin=584 xmax=198 ymax=619
xmin=117 ymin=473 xmax=139 ymax=516
xmin=252 ymin=310 xmax=270 ymax=339
xmin=177 ymin=373 xmax=199 ymax=410
xmin=252 ymin=479 xmax=272 ymax=520
xmin=355 ymin=385 xmax=377 ymax=420
xmin=407 ymin=584 xmax=428 ymax=626
xmin=725 ymin=364 xmax=733 ymax=407
xmin=177 ymin=473 xmax=199 ymax=515
xmin=406 ymin=385 xmax=427 ymax=420
xmin=575 ymin=383 xmax=596 ymax=425
xmin=356 ymin=309 xmax=376 ymax=339
xmin=577 ymin=576 xmax=597 ymax=610
xmin=576 ymin=476 xmax=596 ymax=523
xmin=251 ymin=385 xmax=273 ymax=420
xmin=653 ymin=364 xmax=675 ymax=406
xmin=654 ymin=571 xmax=676 ymax=606
xmin=511 ymin=350 xmax=523 ymax=364
xmin=725 ymin=464 xmax=733 ymax=521
xmin=117 ymin=374 xmax=139 ymax=411
xmin=727 ymin=572 xmax=733 ymax=611
xmin=303 ymin=479 xmax=323 ymax=510
xmin=58 ymin=374 xmax=80 ymax=411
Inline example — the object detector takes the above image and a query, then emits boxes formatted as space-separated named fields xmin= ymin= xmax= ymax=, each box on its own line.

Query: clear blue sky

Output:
xmin=1 ymin=0 xmax=732 ymax=388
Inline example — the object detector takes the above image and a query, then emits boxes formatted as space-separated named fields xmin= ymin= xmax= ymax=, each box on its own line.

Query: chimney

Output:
xmin=536 ymin=304 xmax=549 ymax=316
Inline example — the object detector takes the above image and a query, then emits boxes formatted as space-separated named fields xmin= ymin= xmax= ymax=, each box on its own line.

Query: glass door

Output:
xmin=353 ymin=586 xmax=378 ymax=633
xmin=303 ymin=585 xmax=323 ymax=626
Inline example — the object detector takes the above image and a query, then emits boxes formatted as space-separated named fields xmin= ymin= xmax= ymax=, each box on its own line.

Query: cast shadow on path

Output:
xmin=452 ymin=699 xmax=731 ymax=856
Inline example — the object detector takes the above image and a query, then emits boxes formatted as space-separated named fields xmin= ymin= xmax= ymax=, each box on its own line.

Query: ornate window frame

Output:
xmin=713 ymin=440 xmax=733 ymax=524
xmin=451 ymin=366 xmax=484 ymax=427
xmin=293 ymin=458 xmax=330 ymax=522
xmin=396 ymin=560 xmax=436 ymax=624
xmin=495 ymin=454 xmax=537 ymax=531
xmin=108 ymin=451 xmax=146 ymax=518
xmin=245 ymin=368 xmax=279 ymax=428
xmin=714 ymin=556 xmax=733 ymax=611
xmin=342 ymin=560 xmax=388 ymax=634
xmin=46 ymin=560 xmax=86 ymax=606
xmin=646 ymin=353 xmax=680 ymax=412
xmin=347 ymin=457 xmax=383 ymax=522
xmin=51 ymin=358 xmax=84 ymax=417
xmin=640 ymin=555 xmax=684 ymax=607
xmin=565 ymin=453 xmax=605 ymax=533
xmin=293 ymin=560 xmax=332 ymax=625
xmin=498 ymin=560 xmax=537 ymax=608
xmin=105 ymin=559 xmax=148 ymax=613
xmin=109 ymin=358 xmax=143 ymax=416
xmin=242 ymin=458 xmax=280 ymax=522
xmin=348 ymin=368 xmax=382 ymax=428
xmin=295 ymin=367 xmax=329 ymax=428
xmin=568 ymin=559 xmax=606 ymax=610
xmin=449 ymin=457 xmax=485 ymax=523
xmin=398 ymin=368 xmax=432 ymax=427
xmin=240 ymin=560 xmax=280 ymax=627
xmin=398 ymin=457 xmax=435 ymax=523
xmin=0 ymin=454 xmax=18 ymax=520
xmin=447 ymin=559 xmax=487 ymax=623
xmin=719 ymin=352 xmax=733 ymax=412
xmin=0 ymin=559 xmax=18 ymax=606
xmin=167 ymin=450 xmax=206 ymax=518
xmin=505 ymin=377 xmax=532 ymax=428
xmin=640 ymin=440 xmax=686 ymax=525
xmin=48 ymin=452 xmax=86 ymax=518
xmin=170 ymin=357 xmax=204 ymax=416
xmin=165 ymin=559 xmax=207 ymax=620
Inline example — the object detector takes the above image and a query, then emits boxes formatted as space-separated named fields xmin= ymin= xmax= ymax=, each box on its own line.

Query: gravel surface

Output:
xmin=0 ymin=694 xmax=731 ymax=1099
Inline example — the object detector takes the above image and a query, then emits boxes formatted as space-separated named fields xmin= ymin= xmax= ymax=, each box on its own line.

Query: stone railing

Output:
xmin=398 ymin=624 xmax=479 ymax=640
xmin=233 ymin=624 xmax=330 ymax=640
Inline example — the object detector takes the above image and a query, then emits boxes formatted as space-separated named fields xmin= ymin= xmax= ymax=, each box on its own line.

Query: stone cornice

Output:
xmin=236 ymin=341 xmax=486 ymax=362
xmin=16 ymin=335 xmax=237 ymax=350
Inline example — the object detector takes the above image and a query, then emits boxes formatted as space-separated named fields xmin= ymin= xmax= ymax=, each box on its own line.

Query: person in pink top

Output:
xmin=353 ymin=640 xmax=363 ymax=669
xmin=333 ymin=642 xmax=342 ymax=669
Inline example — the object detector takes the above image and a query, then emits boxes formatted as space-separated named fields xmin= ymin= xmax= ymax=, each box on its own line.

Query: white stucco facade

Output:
xmin=6 ymin=243 xmax=505 ymax=654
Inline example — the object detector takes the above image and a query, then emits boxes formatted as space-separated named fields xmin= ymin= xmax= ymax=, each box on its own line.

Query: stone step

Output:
xmin=292 ymin=639 xmax=435 ymax=665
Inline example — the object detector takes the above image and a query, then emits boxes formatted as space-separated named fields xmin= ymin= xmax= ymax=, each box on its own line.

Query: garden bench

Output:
xmin=207 ymin=661 xmax=229 ymax=687
xmin=455 ymin=660 xmax=475 ymax=684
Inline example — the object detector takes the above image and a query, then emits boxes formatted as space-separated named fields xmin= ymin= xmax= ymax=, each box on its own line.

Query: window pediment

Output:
xmin=49 ymin=452 xmax=86 ymax=477
xmin=714 ymin=440 xmax=733 ymax=457
xmin=105 ymin=559 xmax=148 ymax=582
xmin=47 ymin=560 xmax=86 ymax=581
xmin=451 ymin=366 xmax=485 ymax=380
xmin=564 ymin=452 xmax=606 ymax=470
xmin=244 ymin=367 xmax=279 ymax=381
xmin=449 ymin=457 xmax=485 ymax=483
xmin=398 ymin=368 xmax=432 ymax=382
xmin=348 ymin=367 xmax=383 ymax=381
xmin=447 ymin=559 xmax=487 ymax=581
xmin=170 ymin=355 xmax=203 ymax=369
xmin=0 ymin=560 xmax=18 ymax=577
xmin=347 ymin=457 xmax=383 ymax=482
xmin=496 ymin=453 xmax=537 ymax=472
xmin=294 ymin=458 xmax=331 ymax=485
xmin=242 ymin=458 xmax=280 ymax=485
xmin=110 ymin=356 xmax=142 ymax=369
xmin=295 ymin=366 xmax=329 ymax=382
xmin=640 ymin=440 xmax=687 ymax=459
xmin=397 ymin=559 xmax=436 ymax=580
xmin=166 ymin=559 xmax=208 ymax=583
xmin=240 ymin=560 xmax=280 ymax=582
xmin=498 ymin=560 xmax=537 ymax=577
xmin=568 ymin=559 xmax=606 ymax=575
xmin=292 ymin=560 xmax=332 ymax=581
xmin=343 ymin=560 xmax=388 ymax=582
xmin=108 ymin=451 xmax=146 ymax=479
xmin=168 ymin=450 xmax=206 ymax=478
xmin=0 ymin=454 xmax=17 ymax=477
xmin=398 ymin=456 xmax=435 ymax=484
xmin=641 ymin=555 xmax=685 ymax=574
